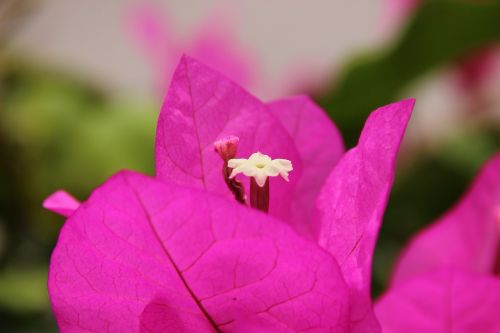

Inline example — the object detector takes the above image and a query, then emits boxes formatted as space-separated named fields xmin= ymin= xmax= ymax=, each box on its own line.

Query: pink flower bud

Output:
xmin=214 ymin=135 xmax=239 ymax=161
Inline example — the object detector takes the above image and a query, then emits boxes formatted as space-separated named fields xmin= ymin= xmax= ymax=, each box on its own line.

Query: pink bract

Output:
xmin=374 ymin=154 xmax=500 ymax=333
xmin=43 ymin=190 xmax=80 ymax=218
xmin=376 ymin=269 xmax=500 ymax=333
xmin=49 ymin=172 xmax=350 ymax=332
xmin=48 ymin=56 xmax=416 ymax=332
xmin=314 ymin=99 xmax=414 ymax=333
xmin=267 ymin=96 xmax=345 ymax=235
xmin=155 ymin=56 xmax=303 ymax=224
xmin=126 ymin=1 xmax=336 ymax=99
xmin=127 ymin=1 xmax=256 ymax=96
xmin=391 ymin=154 xmax=500 ymax=285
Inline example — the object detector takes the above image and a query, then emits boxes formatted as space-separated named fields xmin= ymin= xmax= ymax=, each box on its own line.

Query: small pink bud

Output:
xmin=214 ymin=136 xmax=239 ymax=161
xmin=214 ymin=135 xmax=246 ymax=204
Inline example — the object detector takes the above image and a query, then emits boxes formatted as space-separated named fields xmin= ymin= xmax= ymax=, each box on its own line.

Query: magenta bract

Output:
xmin=375 ymin=154 xmax=500 ymax=333
xmin=376 ymin=269 xmax=500 ymax=333
xmin=43 ymin=190 xmax=80 ymax=218
xmin=127 ymin=2 xmax=256 ymax=95
xmin=155 ymin=56 xmax=304 ymax=224
xmin=314 ymin=99 xmax=414 ymax=333
xmin=47 ymin=56 xmax=417 ymax=332
xmin=49 ymin=172 xmax=350 ymax=332
xmin=391 ymin=154 xmax=500 ymax=284
xmin=267 ymin=96 xmax=345 ymax=235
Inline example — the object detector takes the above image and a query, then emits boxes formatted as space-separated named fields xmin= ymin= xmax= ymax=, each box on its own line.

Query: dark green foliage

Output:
xmin=318 ymin=0 xmax=500 ymax=146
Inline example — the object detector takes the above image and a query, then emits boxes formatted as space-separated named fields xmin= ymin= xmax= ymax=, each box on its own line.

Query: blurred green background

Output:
xmin=1 ymin=0 xmax=499 ymax=331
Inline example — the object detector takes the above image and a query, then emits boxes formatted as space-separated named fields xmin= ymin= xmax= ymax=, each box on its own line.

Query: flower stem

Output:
xmin=250 ymin=178 xmax=269 ymax=213
xmin=223 ymin=166 xmax=246 ymax=204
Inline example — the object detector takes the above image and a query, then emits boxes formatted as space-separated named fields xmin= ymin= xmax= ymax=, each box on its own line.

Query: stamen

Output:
xmin=228 ymin=152 xmax=293 ymax=213
xmin=214 ymin=136 xmax=246 ymax=204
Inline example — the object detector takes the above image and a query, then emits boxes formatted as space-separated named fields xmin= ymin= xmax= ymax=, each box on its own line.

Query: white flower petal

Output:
xmin=227 ymin=153 xmax=293 ymax=185
xmin=263 ymin=164 xmax=280 ymax=177
xmin=273 ymin=159 xmax=293 ymax=171
xmin=241 ymin=164 xmax=258 ymax=177
xmin=227 ymin=158 xmax=247 ymax=169
xmin=254 ymin=171 xmax=268 ymax=187
xmin=280 ymin=172 xmax=290 ymax=182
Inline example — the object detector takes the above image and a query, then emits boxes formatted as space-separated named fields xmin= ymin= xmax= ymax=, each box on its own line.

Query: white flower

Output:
xmin=228 ymin=152 xmax=293 ymax=187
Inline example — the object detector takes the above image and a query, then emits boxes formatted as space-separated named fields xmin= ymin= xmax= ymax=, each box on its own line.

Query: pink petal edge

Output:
xmin=43 ymin=190 xmax=80 ymax=218
xmin=314 ymin=98 xmax=415 ymax=333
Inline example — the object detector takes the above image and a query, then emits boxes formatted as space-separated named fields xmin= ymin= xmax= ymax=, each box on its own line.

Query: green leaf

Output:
xmin=0 ymin=267 xmax=49 ymax=312
xmin=318 ymin=0 xmax=500 ymax=146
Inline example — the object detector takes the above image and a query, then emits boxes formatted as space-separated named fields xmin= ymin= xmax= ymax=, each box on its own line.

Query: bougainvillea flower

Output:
xmin=126 ymin=1 xmax=333 ymax=99
xmin=47 ymin=56 xmax=415 ymax=332
xmin=127 ymin=1 xmax=257 ymax=96
xmin=374 ymin=154 xmax=500 ymax=332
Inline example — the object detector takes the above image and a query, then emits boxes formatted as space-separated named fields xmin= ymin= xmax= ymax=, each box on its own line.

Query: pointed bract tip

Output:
xmin=179 ymin=54 xmax=199 ymax=67
xmin=390 ymin=97 xmax=416 ymax=112
xmin=43 ymin=190 xmax=80 ymax=218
